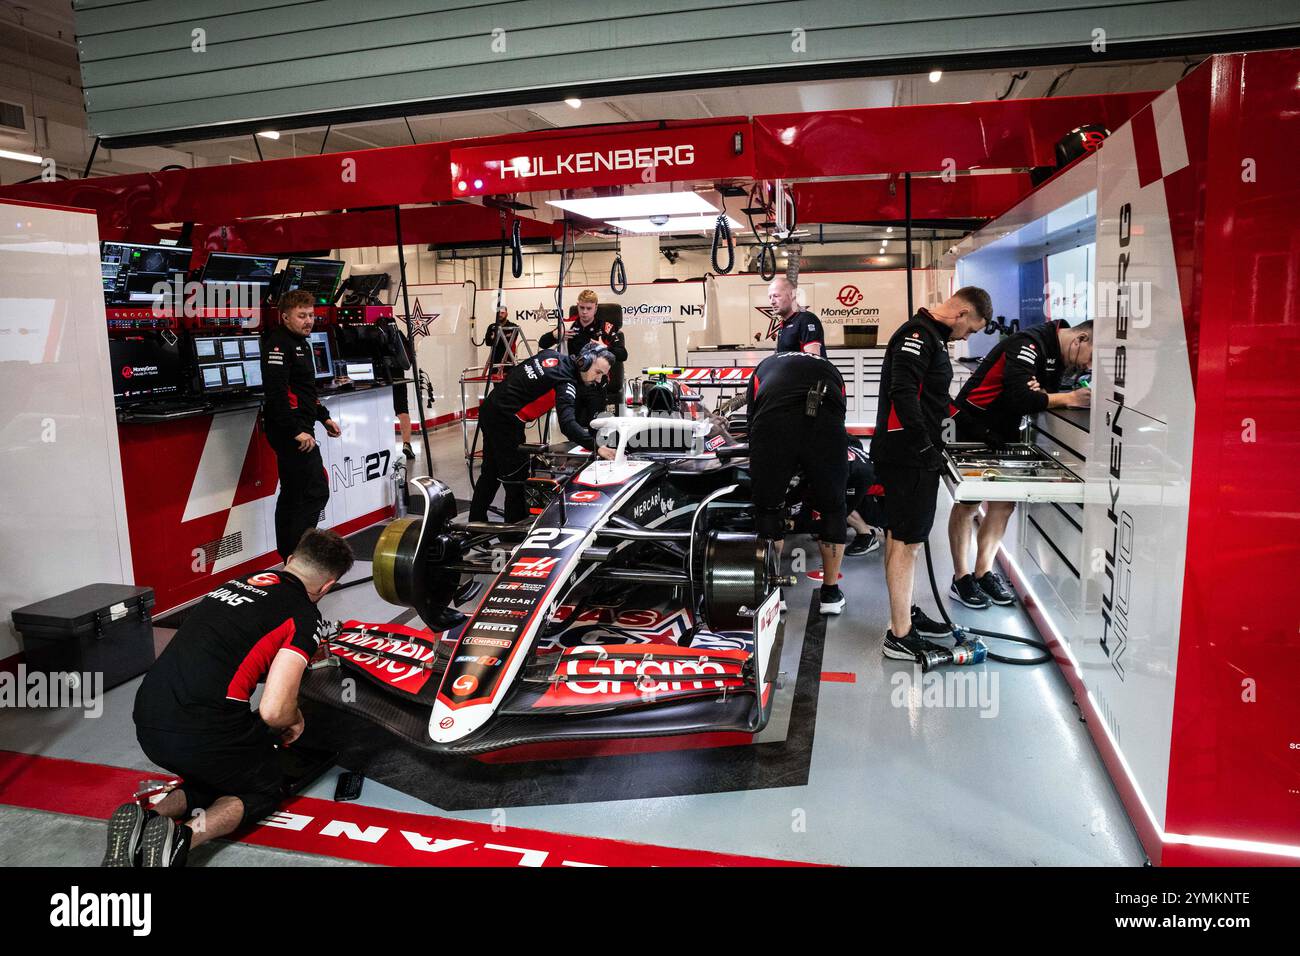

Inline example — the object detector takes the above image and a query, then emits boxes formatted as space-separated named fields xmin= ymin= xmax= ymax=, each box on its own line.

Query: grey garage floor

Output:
xmin=0 ymin=424 xmax=1145 ymax=867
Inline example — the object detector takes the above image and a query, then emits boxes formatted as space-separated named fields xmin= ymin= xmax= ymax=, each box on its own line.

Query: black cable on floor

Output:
xmin=922 ymin=539 xmax=1051 ymax=665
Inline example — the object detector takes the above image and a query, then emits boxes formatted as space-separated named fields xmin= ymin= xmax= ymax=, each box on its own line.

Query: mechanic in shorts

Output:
xmin=871 ymin=288 xmax=990 ymax=661
xmin=745 ymin=350 xmax=849 ymax=615
xmin=105 ymin=528 xmax=354 ymax=867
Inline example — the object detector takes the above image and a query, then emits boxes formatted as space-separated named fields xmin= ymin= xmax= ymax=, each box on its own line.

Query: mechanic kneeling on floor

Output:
xmin=746 ymin=350 xmax=849 ymax=615
xmin=872 ymin=287 xmax=990 ymax=661
xmin=946 ymin=319 xmax=1093 ymax=608
xmin=469 ymin=342 xmax=618 ymax=524
xmin=104 ymin=528 xmax=355 ymax=867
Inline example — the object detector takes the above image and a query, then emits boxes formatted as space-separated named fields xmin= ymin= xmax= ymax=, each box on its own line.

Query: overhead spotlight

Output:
xmin=564 ymin=98 xmax=582 ymax=109
xmin=929 ymin=70 xmax=942 ymax=83
xmin=0 ymin=148 xmax=42 ymax=164
xmin=256 ymin=130 xmax=280 ymax=140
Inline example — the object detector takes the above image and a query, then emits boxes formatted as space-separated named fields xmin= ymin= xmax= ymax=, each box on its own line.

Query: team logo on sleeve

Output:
xmin=542 ymin=357 xmax=559 ymax=368
xmin=900 ymin=332 xmax=925 ymax=357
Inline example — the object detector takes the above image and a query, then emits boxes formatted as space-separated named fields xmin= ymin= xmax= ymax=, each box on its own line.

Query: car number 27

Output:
xmin=519 ymin=528 xmax=586 ymax=551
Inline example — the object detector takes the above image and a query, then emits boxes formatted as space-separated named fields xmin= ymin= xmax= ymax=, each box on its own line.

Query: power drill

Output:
xmin=920 ymin=634 xmax=989 ymax=672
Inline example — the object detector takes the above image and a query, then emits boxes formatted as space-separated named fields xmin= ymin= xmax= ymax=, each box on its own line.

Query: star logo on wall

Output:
xmin=755 ymin=305 xmax=781 ymax=340
xmin=406 ymin=300 xmax=440 ymax=337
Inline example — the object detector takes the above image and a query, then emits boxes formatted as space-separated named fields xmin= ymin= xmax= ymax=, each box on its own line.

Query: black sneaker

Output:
xmin=950 ymin=574 xmax=990 ymax=609
xmin=977 ymin=571 xmax=1015 ymax=606
xmin=402 ymin=442 xmax=416 ymax=460
xmin=819 ymin=585 xmax=846 ymax=615
xmin=140 ymin=815 xmax=191 ymax=868
xmin=845 ymin=529 xmax=881 ymax=556
xmin=910 ymin=605 xmax=953 ymax=639
xmin=882 ymin=627 xmax=949 ymax=662
xmin=102 ymin=802 xmax=153 ymax=868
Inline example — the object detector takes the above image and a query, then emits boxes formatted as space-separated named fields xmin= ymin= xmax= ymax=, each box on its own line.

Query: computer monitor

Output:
xmin=109 ymin=334 xmax=184 ymax=402
xmin=280 ymin=258 xmax=345 ymax=306
xmin=198 ymin=252 xmax=278 ymax=297
xmin=308 ymin=331 xmax=334 ymax=380
xmin=192 ymin=334 xmax=263 ymax=394
xmin=101 ymin=242 xmax=192 ymax=306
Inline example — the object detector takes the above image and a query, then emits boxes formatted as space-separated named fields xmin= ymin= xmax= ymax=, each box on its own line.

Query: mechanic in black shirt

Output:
xmin=261 ymin=290 xmax=342 ymax=562
xmin=767 ymin=276 xmax=826 ymax=356
xmin=946 ymin=319 xmax=1093 ymax=608
xmin=745 ymin=351 xmax=849 ymax=615
xmin=872 ymin=287 xmax=990 ymax=661
xmin=106 ymin=528 xmax=354 ymax=867
xmin=785 ymin=438 xmax=884 ymax=557
xmin=469 ymin=343 xmax=617 ymax=523
xmin=539 ymin=289 xmax=627 ymax=416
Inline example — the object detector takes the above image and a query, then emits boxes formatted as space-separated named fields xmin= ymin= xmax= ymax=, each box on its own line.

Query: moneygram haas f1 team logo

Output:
xmin=509 ymin=556 xmax=561 ymax=578
xmin=836 ymin=285 xmax=863 ymax=307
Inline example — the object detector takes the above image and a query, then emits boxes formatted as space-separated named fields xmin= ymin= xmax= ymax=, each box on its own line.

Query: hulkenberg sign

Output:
xmin=450 ymin=123 xmax=752 ymax=195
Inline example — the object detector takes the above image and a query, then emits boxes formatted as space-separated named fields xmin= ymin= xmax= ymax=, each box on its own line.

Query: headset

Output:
xmin=576 ymin=341 xmax=614 ymax=372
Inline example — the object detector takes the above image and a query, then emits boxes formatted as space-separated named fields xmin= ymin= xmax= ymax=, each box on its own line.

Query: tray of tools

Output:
xmin=942 ymin=442 xmax=1085 ymax=503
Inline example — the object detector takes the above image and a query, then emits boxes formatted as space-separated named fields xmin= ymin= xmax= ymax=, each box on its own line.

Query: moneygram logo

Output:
xmin=837 ymin=285 xmax=864 ymax=307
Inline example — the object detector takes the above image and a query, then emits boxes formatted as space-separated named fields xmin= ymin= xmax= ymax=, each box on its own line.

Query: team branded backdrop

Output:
xmin=461 ymin=270 xmax=949 ymax=381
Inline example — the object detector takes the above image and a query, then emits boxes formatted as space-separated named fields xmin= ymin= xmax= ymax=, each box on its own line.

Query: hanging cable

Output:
xmin=996 ymin=71 xmax=1028 ymax=100
xmin=510 ymin=215 xmax=524 ymax=278
xmin=711 ymin=214 xmax=734 ymax=274
xmin=555 ymin=218 xmax=573 ymax=313
xmin=610 ymin=234 xmax=627 ymax=294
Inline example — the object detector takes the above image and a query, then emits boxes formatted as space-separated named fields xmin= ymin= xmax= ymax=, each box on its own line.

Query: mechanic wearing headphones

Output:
xmin=872 ymin=288 xmax=990 ymax=661
xmin=469 ymin=342 xmax=618 ymax=524
xmin=746 ymin=350 xmax=849 ymax=615
xmin=946 ymin=319 xmax=1093 ymax=607
xmin=767 ymin=276 xmax=826 ymax=356
xmin=262 ymin=290 xmax=342 ymax=563
xmin=109 ymin=528 xmax=355 ymax=867
xmin=539 ymin=289 xmax=627 ymax=416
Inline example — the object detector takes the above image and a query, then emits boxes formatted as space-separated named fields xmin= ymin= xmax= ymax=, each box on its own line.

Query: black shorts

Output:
xmin=749 ymin=409 xmax=849 ymax=544
xmin=392 ymin=381 xmax=409 ymax=416
xmin=136 ymin=722 xmax=284 ymax=826
xmin=874 ymin=462 xmax=940 ymax=545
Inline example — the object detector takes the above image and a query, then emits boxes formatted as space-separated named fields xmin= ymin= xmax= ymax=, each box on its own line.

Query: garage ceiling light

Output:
xmin=0 ymin=148 xmax=42 ymax=164
xmin=547 ymin=192 xmax=719 ymax=220
xmin=256 ymin=130 xmax=280 ymax=140
xmin=609 ymin=214 xmax=744 ymax=234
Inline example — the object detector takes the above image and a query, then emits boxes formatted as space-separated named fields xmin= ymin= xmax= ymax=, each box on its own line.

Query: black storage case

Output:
xmin=11 ymin=584 xmax=156 ymax=691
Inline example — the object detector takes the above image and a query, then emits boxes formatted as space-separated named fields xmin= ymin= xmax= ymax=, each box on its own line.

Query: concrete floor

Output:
xmin=0 ymin=423 xmax=1147 ymax=866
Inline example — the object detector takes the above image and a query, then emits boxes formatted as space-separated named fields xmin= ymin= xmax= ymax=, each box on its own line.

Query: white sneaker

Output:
xmin=777 ymin=588 xmax=788 ymax=614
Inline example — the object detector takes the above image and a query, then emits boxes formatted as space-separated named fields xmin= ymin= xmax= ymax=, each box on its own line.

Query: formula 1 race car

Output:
xmin=301 ymin=415 xmax=786 ymax=757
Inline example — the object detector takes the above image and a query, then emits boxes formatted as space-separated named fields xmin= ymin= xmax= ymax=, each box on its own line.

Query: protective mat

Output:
xmin=297 ymin=595 xmax=827 ymax=810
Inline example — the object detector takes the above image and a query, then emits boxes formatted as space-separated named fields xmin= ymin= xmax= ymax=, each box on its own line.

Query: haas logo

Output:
xmin=120 ymin=366 xmax=133 ymax=379
xmin=1080 ymin=130 xmax=1107 ymax=152
xmin=452 ymin=674 xmax=478 ymax=695
xmin=837 ymin=285 xmax=864 ymax=307
xmin=248 ymin=573 xmax=280 ymax=586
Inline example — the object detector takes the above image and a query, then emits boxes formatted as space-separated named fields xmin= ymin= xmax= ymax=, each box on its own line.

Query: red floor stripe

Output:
xmin=820 ymin=672 xmax=856 ymax=683
xmin=0 ymin=751 xmax=822 ymax=867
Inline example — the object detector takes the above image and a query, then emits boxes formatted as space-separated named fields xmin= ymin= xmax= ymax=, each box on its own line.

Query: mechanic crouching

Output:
xmin=469 ymin=343 xmax=617 ymax=524
xmin=104 ymin=529 xmax=355 ymax=867
xmin=745 ymin=350 xmax=849 ymax=615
